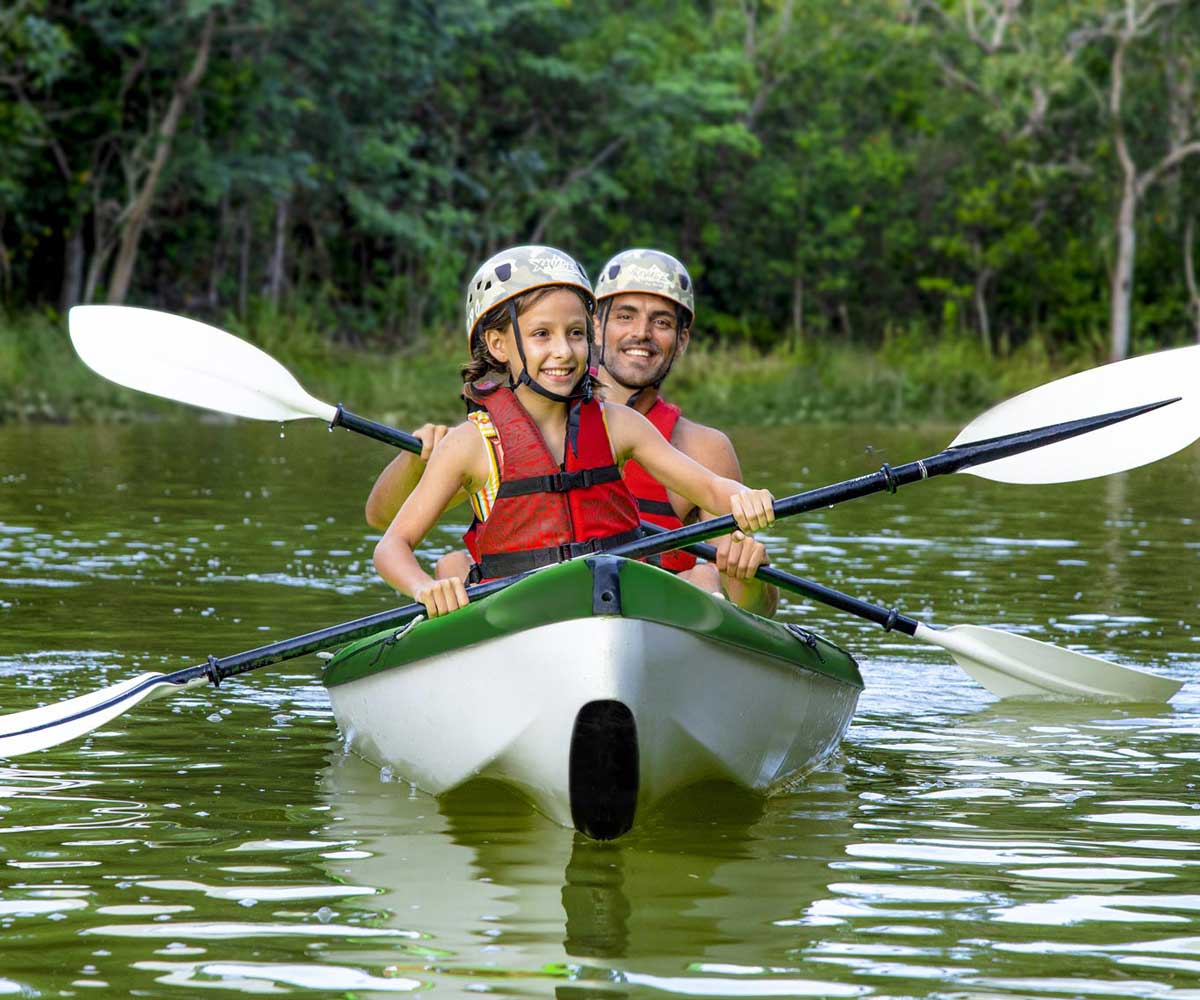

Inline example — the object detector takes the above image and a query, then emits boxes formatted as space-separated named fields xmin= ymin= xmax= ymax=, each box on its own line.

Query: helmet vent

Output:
xmin=495 ymin=263 xmax=512 ymax=282
xmin=608 ymin=265 xmax=621 ymax=279
xmin=680 ymin=275 xmax=690 ymax=290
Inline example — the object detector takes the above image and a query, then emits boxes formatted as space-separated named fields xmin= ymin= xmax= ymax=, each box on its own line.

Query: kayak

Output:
xmin=322 ymin=554 xmax=863 ymax=839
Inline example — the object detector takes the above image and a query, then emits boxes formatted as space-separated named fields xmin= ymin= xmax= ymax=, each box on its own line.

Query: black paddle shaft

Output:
xmin=331 ymin=405 xmax=423 ymax=454
xmin=184 ymin=574 xmax=522 ymax=687
xmin=638 ymin=522 xmax=922 ymax=636
xmin=603 ymin=397 xmax=1179 ymax=566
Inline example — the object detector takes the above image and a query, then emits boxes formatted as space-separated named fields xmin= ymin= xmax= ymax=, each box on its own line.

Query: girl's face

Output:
xmin=486 ymin=288 xmax=590 ymax=395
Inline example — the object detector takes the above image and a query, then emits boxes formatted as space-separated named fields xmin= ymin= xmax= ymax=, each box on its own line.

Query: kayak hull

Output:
xmin=323 ymin=556 xmax=862 ymax=837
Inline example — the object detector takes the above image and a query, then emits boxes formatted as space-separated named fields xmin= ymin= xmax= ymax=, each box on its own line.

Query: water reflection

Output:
xmin=312 ymin=751 xmax=862 ymax=996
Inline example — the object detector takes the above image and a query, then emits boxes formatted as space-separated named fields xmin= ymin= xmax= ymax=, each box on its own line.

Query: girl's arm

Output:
xmin=373 ymin=422 xmax=486 ymax=616
xmin=605 ymin=405 xmax=774 ymax=533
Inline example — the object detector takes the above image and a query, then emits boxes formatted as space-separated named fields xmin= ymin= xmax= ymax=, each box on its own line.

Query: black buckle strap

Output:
xmin=471 ymin=527 xmax=643 ymax=580
xmin=496 ymin=464 xmax=621 ymax=499
xmin=636 ymin=497 xmax=676 ymax=517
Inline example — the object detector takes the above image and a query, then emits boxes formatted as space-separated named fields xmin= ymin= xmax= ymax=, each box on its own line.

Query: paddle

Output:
xmin=1 ymin=391 xmax=1188 ymax=759
xmin=68 ymin=305 xmax=424 ymax=454
xmin=642 ymin=526 xmax=1182 ymax=702
xmin=69 ymin=306 xmax=1200 ymax=487
xmin=603 ymin=396 xmax=1187 ymax=566
xmin=0 ymin=573 xmax=525 ymax=758
xmin=16 ymin=307 xmax=1187 ymax=755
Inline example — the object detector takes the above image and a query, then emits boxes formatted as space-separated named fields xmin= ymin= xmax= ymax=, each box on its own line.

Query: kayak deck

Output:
xmin=323 ymin=555 xmax=862 ymax=838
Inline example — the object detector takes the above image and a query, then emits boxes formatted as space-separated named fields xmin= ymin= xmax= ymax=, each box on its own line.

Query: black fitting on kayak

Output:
xmin=879 ymin=463 xmax=899 ymax=494
xmin=785 ymin=625 xmax=825 ymax=663
xmin=204 ymin=655 xmax=223 ymax=688
xmin=589 ymin=555 xmax=623 ymax=615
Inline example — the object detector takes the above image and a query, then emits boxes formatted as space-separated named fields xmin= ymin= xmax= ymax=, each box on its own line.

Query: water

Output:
xmin=1 ymin=421 xmax=1199 ymax=998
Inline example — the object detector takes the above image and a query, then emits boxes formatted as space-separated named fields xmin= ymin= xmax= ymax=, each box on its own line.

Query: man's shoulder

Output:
xmin=673 ymin=413 xmax=733 ymax=449
xmin=672 ymin=414 xmax=740 ymax=476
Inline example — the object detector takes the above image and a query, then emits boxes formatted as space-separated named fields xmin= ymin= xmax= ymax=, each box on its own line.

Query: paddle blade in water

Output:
xmin=915 ymin=623 xmax=1182 ymax=702
xmin=950 ymin=345 xmax=1200 ymax=483
xmin=69 ymin=305 xmax=338 ymax=423
xmin=0 ymin=672 xmax=206 ymax=757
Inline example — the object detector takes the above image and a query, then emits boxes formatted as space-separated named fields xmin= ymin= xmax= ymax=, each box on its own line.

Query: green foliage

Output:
xmin=2 ymin=0 xmax=1199 ymax=404
xmin=0 ymin=305 xmax=1077 ymax=427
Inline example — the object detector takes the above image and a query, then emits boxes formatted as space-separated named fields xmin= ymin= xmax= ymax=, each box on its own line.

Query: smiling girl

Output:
xmin=373 ymin=245 xmax=774 ymax=617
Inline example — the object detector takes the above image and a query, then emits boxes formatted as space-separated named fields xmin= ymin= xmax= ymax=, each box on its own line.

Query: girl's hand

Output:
xmin=413 ymin=423 xmax=450 ymax=461
xmin=729 ymin=488 xmax=774 ymax=534
xmin=413 ymin=576 xmax=470 ymax=618
xmin=714 ymin=530 xmax=770 ymax=581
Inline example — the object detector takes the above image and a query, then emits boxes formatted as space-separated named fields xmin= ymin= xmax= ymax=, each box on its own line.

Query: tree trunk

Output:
xmin=1109 ymin=175 xmax=1137 ymax=361
xmin=1185 ymin=213 xmax=1200 ymax=342
xmin=974 ymin=265 xmax=993 ymax=357
xmin=237 ymin=205 xmax=251 ymax=319
xmin=0 ymin=220 xmax=10 ymax=301
xmin=207 ymin=192 xmax=231 ymax=308
xmin=265 ymin=195 xmax=289 ymax=308
xmin=790 ymin=273 xmax=804 ymax=349
xmin=837 ymin=302 xmax=852 ymax=339
xmin=60 ymin=228 xmax=84 ymax=313
xmin=106 ymin=11 xmax=215 ymax=304
xmin=83 ymin=201 xmax=117 ymax=305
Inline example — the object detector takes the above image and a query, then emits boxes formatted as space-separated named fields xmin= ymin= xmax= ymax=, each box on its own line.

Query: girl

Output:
xmin=374 ymin=245 xmax=774 ymax=617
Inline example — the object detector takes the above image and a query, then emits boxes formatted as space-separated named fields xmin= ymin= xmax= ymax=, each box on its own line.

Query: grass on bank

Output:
xmin=1 ymin=307 xmax=1096 ymax=428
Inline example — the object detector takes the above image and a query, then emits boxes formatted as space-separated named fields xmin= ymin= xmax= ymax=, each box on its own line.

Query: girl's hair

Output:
xmin=461 ymin=286 xmax=599 ymax=390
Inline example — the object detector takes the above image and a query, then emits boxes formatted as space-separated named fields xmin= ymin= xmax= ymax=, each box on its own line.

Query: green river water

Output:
xmin=1 ymin=421 xmax=1198 ymax=999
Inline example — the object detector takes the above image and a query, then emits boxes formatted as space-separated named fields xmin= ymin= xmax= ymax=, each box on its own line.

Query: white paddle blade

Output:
xmin=68 ymin=305 xmax=338 ymax=423
xmin=950 ymin=345 xmax=1200 ymax=483
xmin=916 ymin=623 xmax=1182 ymax=702
xmin=0 ymin=672 xmax=205 ymax=757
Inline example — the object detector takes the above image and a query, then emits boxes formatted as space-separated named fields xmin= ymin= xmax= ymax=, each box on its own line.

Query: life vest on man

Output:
xmin=461 ymin=383 xmax=642 ymax=582
xmin=621 ymin=398 xmax=697 ymax=573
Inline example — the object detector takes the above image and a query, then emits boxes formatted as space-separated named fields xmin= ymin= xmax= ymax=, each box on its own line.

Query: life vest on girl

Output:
xmin=461 ymin=383 xmax=642 ymax=582
xmin=621 ymin=398 xmax=697 ymax=573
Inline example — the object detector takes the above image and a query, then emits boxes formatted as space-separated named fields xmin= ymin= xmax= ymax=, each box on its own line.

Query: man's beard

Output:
xmin=605 ymin=345 xmax=673 ymax=390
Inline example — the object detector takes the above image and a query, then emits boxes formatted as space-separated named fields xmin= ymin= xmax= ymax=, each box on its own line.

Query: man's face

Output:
xmin=600 ymin=292 xmax=689 ymax=389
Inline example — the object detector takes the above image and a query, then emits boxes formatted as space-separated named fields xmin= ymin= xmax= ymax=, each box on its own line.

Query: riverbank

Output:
xmin=1 ymin=309 xmax=1087 ymax=427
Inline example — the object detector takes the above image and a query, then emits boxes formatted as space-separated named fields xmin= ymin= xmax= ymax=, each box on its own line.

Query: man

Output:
xmin=592 ymin=249 xmax=777 ymax=616
xmin=364 ymin=248 xmax=777 ymax=616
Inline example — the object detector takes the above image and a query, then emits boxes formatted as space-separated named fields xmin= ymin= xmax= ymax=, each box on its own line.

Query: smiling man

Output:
xmin=594 ymin=249 xmax=778 ymax=616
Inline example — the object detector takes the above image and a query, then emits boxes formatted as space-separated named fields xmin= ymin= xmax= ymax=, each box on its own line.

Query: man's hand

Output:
xmin=713 ymin=530 xmax=769 ymax=581
xmin=413 ymin=423 xmax=450 ymax=461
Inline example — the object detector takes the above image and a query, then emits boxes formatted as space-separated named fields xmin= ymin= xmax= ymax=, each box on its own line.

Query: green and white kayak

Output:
xmin=323 ymin=555 xmax=862 ymax=839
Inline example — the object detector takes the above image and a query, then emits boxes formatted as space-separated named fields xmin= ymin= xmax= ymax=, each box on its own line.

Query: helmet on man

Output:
xmin=594 ymin=248 xmax=694 ymax=326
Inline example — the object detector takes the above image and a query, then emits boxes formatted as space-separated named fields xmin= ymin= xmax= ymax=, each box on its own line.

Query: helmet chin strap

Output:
xmin=507 ymin=302 xmax=591 ymax=405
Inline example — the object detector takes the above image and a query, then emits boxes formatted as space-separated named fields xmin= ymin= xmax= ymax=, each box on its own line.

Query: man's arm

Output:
xmin=365 ymin=424 xmax=466 ymax=530
xmin=673 ymin=419 xmax=780 ymax=617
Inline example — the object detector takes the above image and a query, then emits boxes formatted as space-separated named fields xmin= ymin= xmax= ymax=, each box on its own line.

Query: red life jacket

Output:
xmin=461 ymin=384 xmax=642 ymax=582
xmin=622 ymin=398 xmax=697 ymax=573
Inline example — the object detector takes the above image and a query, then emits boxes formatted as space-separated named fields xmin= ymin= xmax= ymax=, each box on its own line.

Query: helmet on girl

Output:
xmin=594 ymin=248 xmax=694 ymax=326
xmin=465 ymin=245 xmax=595 ymax=350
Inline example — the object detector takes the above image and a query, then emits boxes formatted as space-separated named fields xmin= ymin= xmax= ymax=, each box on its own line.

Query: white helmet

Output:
xmin=594 ymin=248 xmax=694 ymax=324
xmin=465 ymin=245 xmax=594 ymax=349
